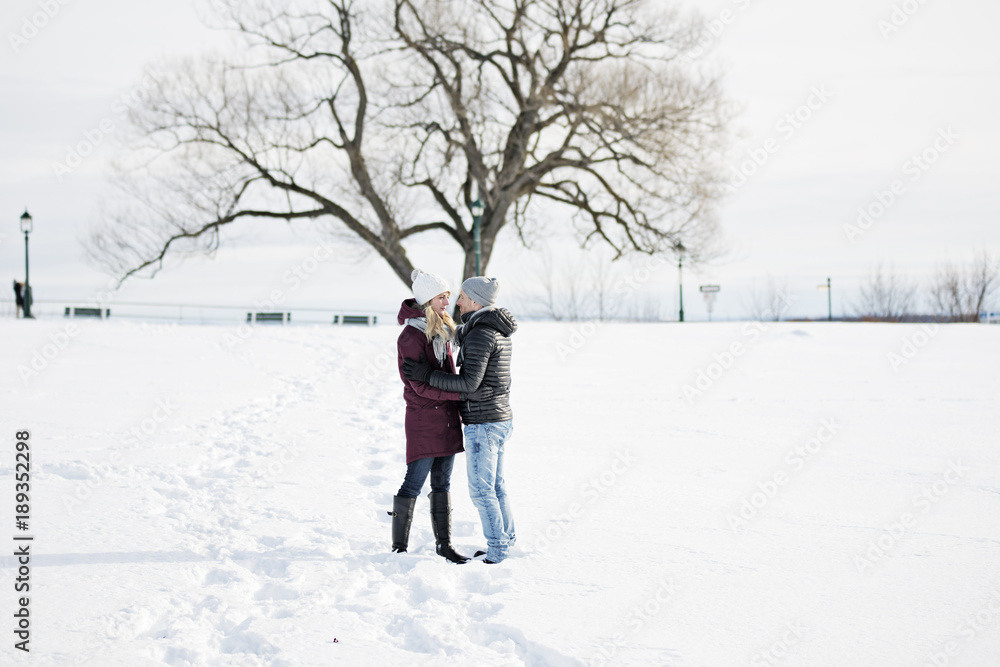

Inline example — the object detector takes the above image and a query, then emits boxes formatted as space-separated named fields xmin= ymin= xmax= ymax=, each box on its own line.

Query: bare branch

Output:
xmin=91 ymin=0 xmax=730 ymax=289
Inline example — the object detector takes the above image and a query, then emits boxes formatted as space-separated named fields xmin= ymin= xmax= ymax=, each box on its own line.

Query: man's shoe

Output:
xmin=473 ymin=550 xmax=499 ymax=564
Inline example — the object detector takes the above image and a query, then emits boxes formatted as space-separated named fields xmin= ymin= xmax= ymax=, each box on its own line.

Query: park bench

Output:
xmin=246 ymin=312 xmax=290 ymax=324
xmin=334 ymin=314 xmax=377 ymax=326
xmin=65 ymin=307 xmax=109 ymax=319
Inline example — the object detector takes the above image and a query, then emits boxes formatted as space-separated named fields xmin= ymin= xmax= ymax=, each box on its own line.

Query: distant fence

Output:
xmin=3 ymin=297 xmax=998 ymax=325
xmin=0 ymin=299 xmax=392 ymax=326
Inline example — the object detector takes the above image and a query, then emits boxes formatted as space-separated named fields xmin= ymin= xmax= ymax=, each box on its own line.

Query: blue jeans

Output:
xmin=397 ymin=455 xmax=455 ymax=498
xmin=465 ymin=420 xmax=514 ymax=562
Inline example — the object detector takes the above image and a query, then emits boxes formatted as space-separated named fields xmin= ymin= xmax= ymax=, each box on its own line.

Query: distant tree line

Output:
xmin=853 ymin=251 xmax=999 ymax=323
xmin=513 ymin=249 xmax=999 ymax=323
xmin=514 ymin=250 xmax=667 ymax=322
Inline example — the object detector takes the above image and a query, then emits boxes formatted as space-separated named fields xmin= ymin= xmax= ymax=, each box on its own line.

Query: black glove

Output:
xmin=402 ymin=353 xmax=432 ymax=384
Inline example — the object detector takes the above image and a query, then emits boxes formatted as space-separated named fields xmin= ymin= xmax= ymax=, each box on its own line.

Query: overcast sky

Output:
xmin=2 ymin=0 xmax=998 ymax=320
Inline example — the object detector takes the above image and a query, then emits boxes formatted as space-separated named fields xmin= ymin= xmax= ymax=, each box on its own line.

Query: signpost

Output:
xmin=700 ymin=284 xmax=720 ymax=321
xmin=817 ymin=277 xmax=832 ymax=321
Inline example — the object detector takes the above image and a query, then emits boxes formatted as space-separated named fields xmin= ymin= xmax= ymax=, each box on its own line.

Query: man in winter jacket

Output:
xmin=403 ymin=276 xmax=517 ymax=564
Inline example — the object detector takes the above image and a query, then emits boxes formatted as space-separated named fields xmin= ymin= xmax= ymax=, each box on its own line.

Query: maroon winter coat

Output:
xmin=396 ymin=299 xmax=463 ymax=464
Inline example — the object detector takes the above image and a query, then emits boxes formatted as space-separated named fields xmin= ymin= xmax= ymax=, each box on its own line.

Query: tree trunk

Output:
xmin=450 ymin=214 xmax=501 ymax=319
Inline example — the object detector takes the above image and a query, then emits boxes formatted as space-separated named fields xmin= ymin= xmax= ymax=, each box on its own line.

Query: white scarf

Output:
xmin=404 ymin=318 xmax=452 ymax=364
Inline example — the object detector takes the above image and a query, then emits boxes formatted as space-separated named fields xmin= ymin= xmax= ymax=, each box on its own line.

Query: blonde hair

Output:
xmin=421 ymin=301 xmax=457 ymax=342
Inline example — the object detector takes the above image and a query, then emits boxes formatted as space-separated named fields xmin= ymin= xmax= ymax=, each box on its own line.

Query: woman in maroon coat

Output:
xmin=387 ymin=269 xmax=468 ymax=563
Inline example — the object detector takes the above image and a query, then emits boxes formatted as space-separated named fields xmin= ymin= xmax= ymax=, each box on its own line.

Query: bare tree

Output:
xmin=87 ymin=0 xmax=730 ymax=289
xmin=521 ymin=248 xmax=631 ymax=320
xmin=967 ymin=250 xmax=1000 ymax=319
xmin=854 ymin=262 xmax=917 ymax=322
xmin=591 ymin=254 xmax=619 ymax=321
xmin=746 ymin=275 xmax=789 ymax=321
xmin=561 ymin=261 xmax=587 ymax=322
xmin=633 ymin=294 xmax=662 ymax=322
xmin=527 ymin=250 xmax=565 ymax=321
xmin=931 ymin=263 xmax=964 ymax=322
xmin=930 ymin=250 xmax=1000 ymax=322
xmin=523 ymin=249 xmax=592 ymax=321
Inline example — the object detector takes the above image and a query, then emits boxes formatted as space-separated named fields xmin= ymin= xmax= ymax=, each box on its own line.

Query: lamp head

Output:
xmin=20 ymin=209 xmax=32 ymax=234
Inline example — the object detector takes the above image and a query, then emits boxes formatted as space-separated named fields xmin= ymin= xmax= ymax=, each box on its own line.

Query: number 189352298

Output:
xmin=16 ymin=431 xmax=31 ymax=530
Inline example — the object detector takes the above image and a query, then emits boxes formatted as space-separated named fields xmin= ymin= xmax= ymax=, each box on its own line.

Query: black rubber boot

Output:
xmin=388 ymin=495 xmax=416 ymax=553
xmin=428 ymin=491 xmax=470 ymax=564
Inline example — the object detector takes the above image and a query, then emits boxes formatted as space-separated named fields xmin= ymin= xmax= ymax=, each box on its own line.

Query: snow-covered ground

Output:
xmin=2 ymin=317 xmax=998 ymax=666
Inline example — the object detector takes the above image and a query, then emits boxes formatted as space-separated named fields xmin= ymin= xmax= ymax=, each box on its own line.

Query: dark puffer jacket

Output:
xmin=425 ymin=307 xmax=517 ymax=424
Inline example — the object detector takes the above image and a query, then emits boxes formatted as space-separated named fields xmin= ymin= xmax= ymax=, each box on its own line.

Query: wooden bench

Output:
xmin=246 ymin=312 xmax=290 ymax=324
xmin=334 ymin=314 xmax=377 ymax=326
xmin=65 ymin=307 xmax=109 ymax=319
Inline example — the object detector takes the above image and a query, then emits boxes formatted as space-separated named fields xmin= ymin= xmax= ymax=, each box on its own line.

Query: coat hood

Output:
xmin=462 ymin=307 xmax=517 ymax=337
xmin=397 ymin=298 xmax=425 ymax=324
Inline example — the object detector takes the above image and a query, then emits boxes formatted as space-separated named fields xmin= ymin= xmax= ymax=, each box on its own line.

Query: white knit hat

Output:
xmin=411 ymin=269 xmax=451 ymax=307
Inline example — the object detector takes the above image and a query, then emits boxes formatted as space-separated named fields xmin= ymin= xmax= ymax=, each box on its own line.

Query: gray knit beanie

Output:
xmin=462 ymin=276 xmax=500 ymax=307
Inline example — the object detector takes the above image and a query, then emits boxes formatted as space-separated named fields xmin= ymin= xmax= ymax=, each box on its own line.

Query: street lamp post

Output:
xmin=677 ymin=241 xmax=686 ymax=322
xmin=20 ymin=209 xmax=33 ymax=319
xmin=826 ymin=277 xmax=832 ymax=321
xmin=470 ymin=197 xmax=484 ymax=276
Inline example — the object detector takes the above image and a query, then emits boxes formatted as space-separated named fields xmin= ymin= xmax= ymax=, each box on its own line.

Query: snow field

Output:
xmin=1 ymin=318 xmax=998 ymax=665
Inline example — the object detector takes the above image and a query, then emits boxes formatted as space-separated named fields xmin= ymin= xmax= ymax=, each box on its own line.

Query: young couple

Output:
xmin=389 ymin=269 xmax=517 ymax=564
